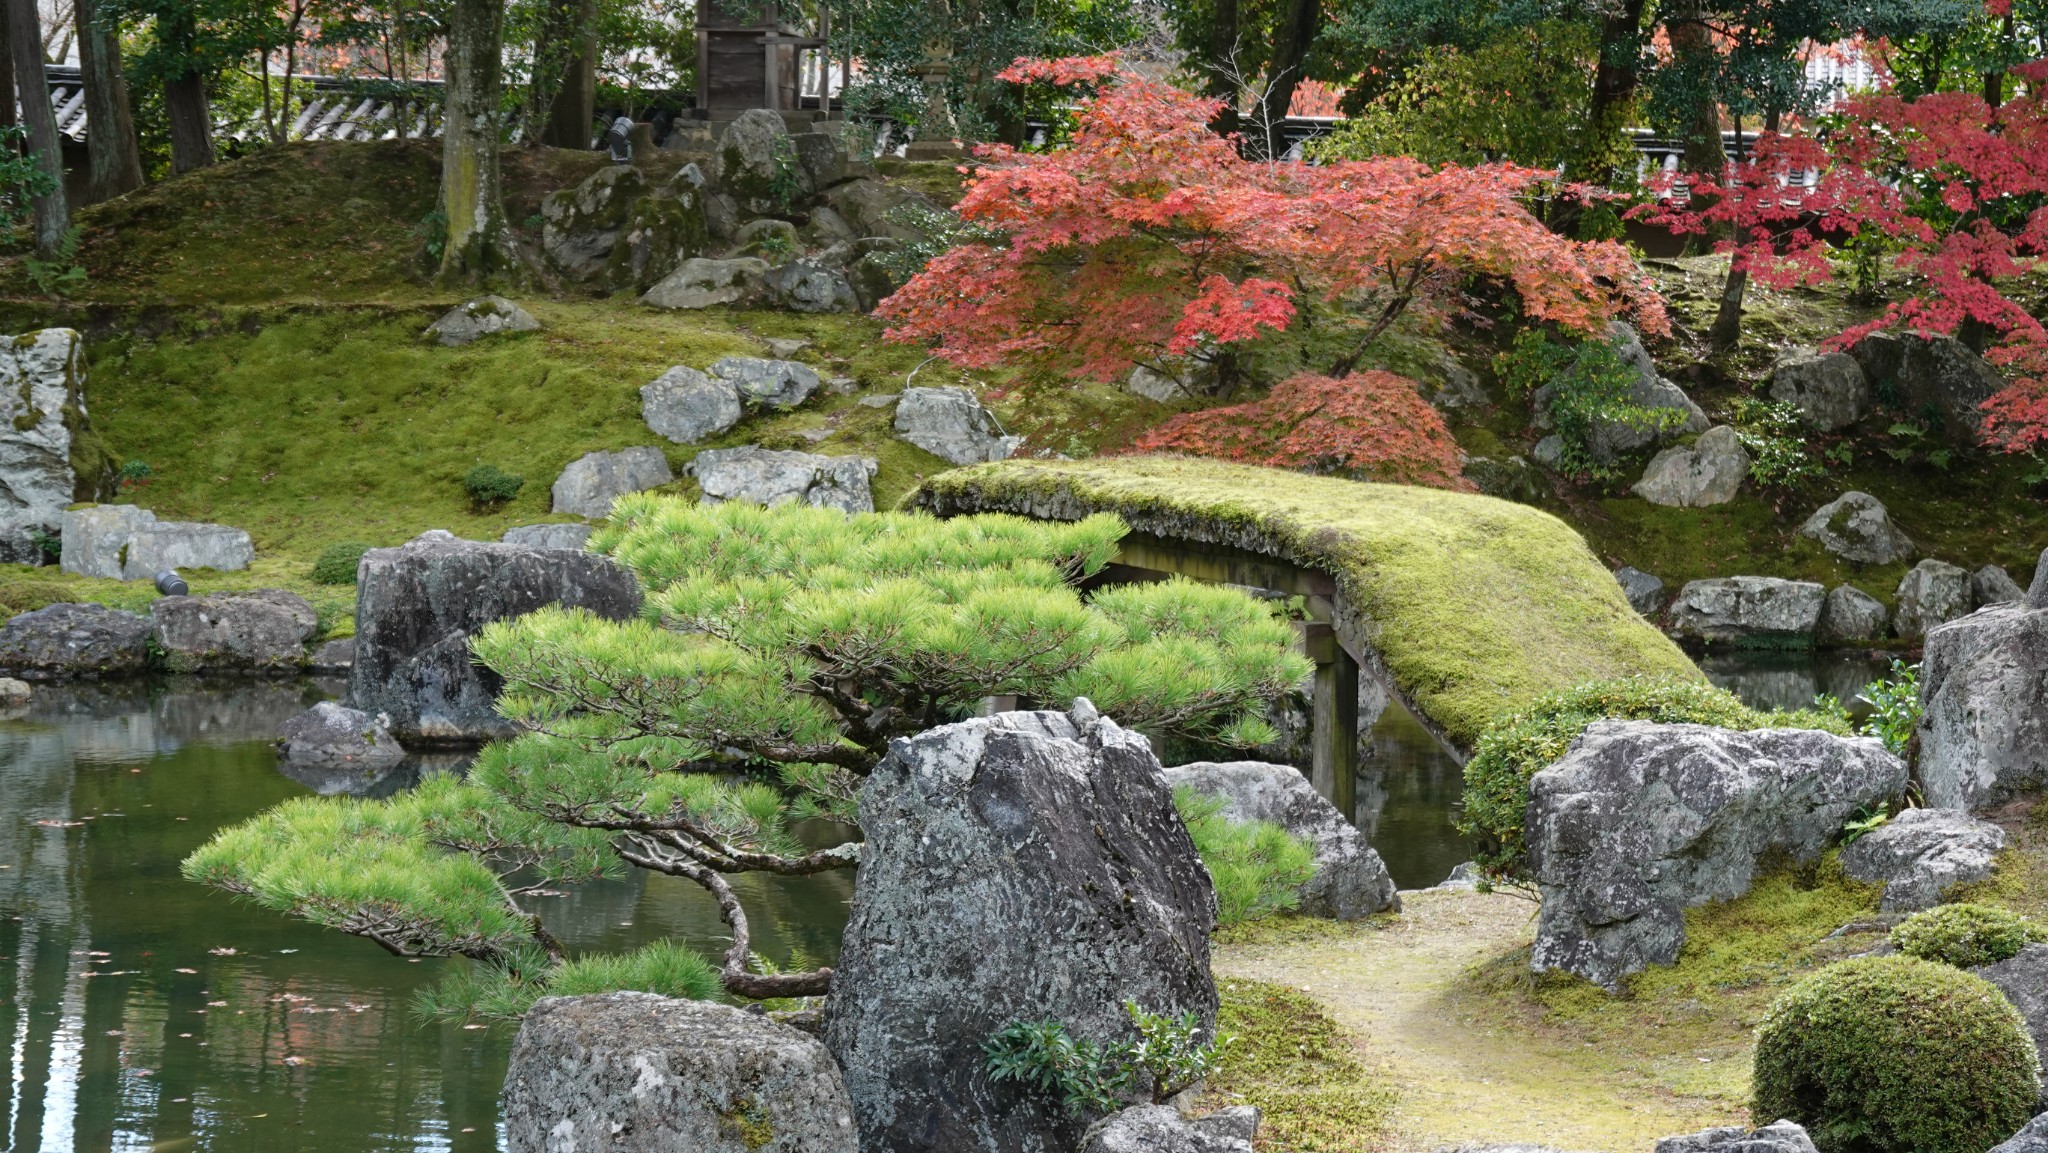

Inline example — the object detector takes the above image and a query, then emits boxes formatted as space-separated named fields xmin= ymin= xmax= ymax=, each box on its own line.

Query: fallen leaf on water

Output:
xmin=281 ymin=1056 xmax=304 ymax=1066
xmin=206 ymin=1000 xmax=227 ymax=1007
xmin=207 ymin=947 xmax=237 ymax=956
xmin=174 ymin=968 xmax=197 ymax=974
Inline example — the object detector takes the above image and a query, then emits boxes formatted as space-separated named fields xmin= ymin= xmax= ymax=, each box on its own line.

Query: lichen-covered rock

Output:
xmin=276 ymin=700 xmax=405 ymax=767
xmin=708 ymin=356 xmax=821 ymax=409
xmin=1799 ymin=492 xmax=1915 ymax=566
xmin=895 ymin=386 xmax=1023 ymax=465
xmin=1976 ymin=564 xmax=2027 ymax=607
xmin=1989 ymin=1112 xmax=2048 ymax=1153
xmin=642 ymin=365 xmax=744 ymax=444
xmin=764 ymin=260 xmax=858 ymax=313
xmin=1655 ymin=1120 xmax=1818 ymax=1153
xmin=823 ymin=702 xmax=1218 ymax=1153
xmin=501 ymin=523 xmax=593 ymax=551
xmin=349 ymin=531 xmax=641 ymax=743
xmin=1975 ymin=946 xmax=2048 ymax=1108
xmin=120 ymin=521 xmax=253 ymax=580
xmin=641 ymin=256 xmax=770 ymax=310
xmin=551 ymin=447 xmax=674 ymax=518
xmin=1078 ymin=1105 xmax=1258 ymax=1153
xmin=1163 ymin=760 xmax=1397 ymax=919
xmin=504 ymin=991 xmax=858 ymax=1153
xmin=1893 ymin=558 xmax=1974 ymax=639
xmin=1670 ymin=577 xmax=1826 ymax=647
xmin=1919 ymin=573 xmax=2048 ymax=811
xmin=1613 ymin=567 xmax=1665 ymax=616
xmin=1632 ymin=425 xmax=1748 ymax=507
xmin=823 ymin=178 xmax=941 ymax=243
xmin=541 ymin=164 xmax=649 ymax=280
xmin=1769 ymin=350 xmax=1871 ymax=432
xmin=1851 ymin=331 xmax=2008 ymax=444
xmin=690 ymin=447 xmax=877 ymax=514
xmin=0 ymin=329 xmax=112 ymax=563
xmin=59 ymin=503 xmax=155 ymax=579
xmin=1815 ymin=585 xmax=1889 ymax=647
xmin=717 ymin=109 xmax=793 ymax=205
xmin=0 ymin=602 xmax=153 ymax=680
xmin=1840 ymin=808 xmax=2005 ymax=912
xmin=424 ymin=296 xmax=540 ymax=347
xmin=151 ymin=589 xmax=318 ymax=673
xmin=1527 ymin=720 xmax=1906 ymax=990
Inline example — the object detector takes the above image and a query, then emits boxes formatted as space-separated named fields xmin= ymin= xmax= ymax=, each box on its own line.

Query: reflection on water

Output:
xmin=1698 ymin=649 xmax=1897 ymax=716
xmin=0 ymin=679 xmax=850 ymax=1153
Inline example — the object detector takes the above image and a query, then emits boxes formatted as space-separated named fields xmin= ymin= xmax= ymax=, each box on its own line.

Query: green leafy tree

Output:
xmin=185 ymin=497 xmax=1310 ymax=1006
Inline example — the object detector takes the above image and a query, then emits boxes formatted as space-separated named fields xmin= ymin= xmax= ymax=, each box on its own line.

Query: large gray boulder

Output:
xmin=59 ymin=504 xmax=154 ymax=578
xmin=1975 ymin=946 xmax=2048 ymax=1110
xmin=824 ymin=702 xmax=1218 ymax=1153
xmin=1078 ymin=1106 xmax=1258 ymax=1153
xmin=895 ymin=386 xmax=1024 ymax=465
xmin=1632 ymin=425 xmax=1748 ymax=507
xmin=349 ymin=531 xmax=642 ymax=743
xmin=1614 ymin=567 xmax=1666 ymax=617
xmin=690 ymin=447 xmax=877 ymax=514
xmin=641 ymin=257 xmax=770 ymax=310
xmin=717 ymin=109 xmax=793 ymax=204
xmin=1990 ymin=1112 xmax=2048 ymax=1153
xmin=0 ymin=602 xmax=153 ymax=680
xmin=1535 ymin=322 xmax=1709 ymax=461
xmin=1851 ymin=331 xmax=2007 ymax=443
xmin=277 ymin=700 xmax=405 ymax=768
xmin=540 ymin=165 xmax=710 ymax=292
xmin=1655 ymin=1120 xmax=1818 ymax=1153
xmin=1815 ymin=585 xmax=1889 ymax=647
xmin=1669 ymin=577 xmax=1826 ymax=647
xmin=1799 ymin=492 xmax=1914 ymax=566
xmin=424 ymin=296 xmax=540 ymax=347
xmin=709 ymin=356 xmax=821 ymax=409
xmin=151 ymin=589 xmax=318 ymax=674
xmin=504 ymin=991 xmax=857 ymax=1153
xmin=551 ymin=447 xmax=674 ymax=518
xmin=541 ymin=165 xmax=646 ymax=281
xmin=1893 ymin=558 xmax=1974 ymax=639
xmin=642 ymin=365 xmax=744 ymax=445
xmin=120 ymin=521 xmax=253 ymax=580
xmin=823 ymin=178 xmax=941 ymax=243
xmin=501 ymin=523 xmax=593 ymax=551
xmin=1976 ymin=564 xmax=2027 ymax=607
xmin=1769 ymin=350 xmax=1871 ymax=432
xmin=764 ymin=260 xmax=859 ymax=313
xmin=1919 ymin=572 xmax=2048 ymax=811
xmin=1163 ymin=760 xmax=1397 ymax=920
xmin=0 ymin=328 xmax=104 ymax=563
xmin=1527 ymin=720 xmax=1906 ymax=990
xmin=1840 ymin=807 xmax=2005 ymax=911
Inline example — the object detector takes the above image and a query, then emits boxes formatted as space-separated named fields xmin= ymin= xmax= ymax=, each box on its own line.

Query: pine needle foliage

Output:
xmin=186 ymin=498 xmax=1311 ymax=1004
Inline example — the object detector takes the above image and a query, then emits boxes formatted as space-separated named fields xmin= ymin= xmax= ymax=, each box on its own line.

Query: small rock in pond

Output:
xmin=277 ymin=701 xmax=405 ymax=767
xmin=1815 ymin=585 xmax=1889 ymax=647
xmin=0 ymin=603 xmax=153 ymax=680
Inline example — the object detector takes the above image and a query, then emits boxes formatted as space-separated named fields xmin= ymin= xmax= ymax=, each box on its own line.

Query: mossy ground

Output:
xmin=1205 ymin=977 xmax=1397 ymax=1152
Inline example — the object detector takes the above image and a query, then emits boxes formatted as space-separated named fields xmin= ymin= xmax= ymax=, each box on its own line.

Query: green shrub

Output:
xmin=1752 ymin=955 xmax=2038 ymax=1153
xmin=310 ymin=541 xmax=373 ymax=585
xmin=1175 ymin=788 xmax=1318 ymax=926
xmin=1890 ymin=903 xmax=2041 ymax=969
xmin=1857 ymin=660 xmax=1920 ymax=757
xmin=1494 ymin=329 xmax=1684 ymax=482
xmin=1458 ymin=677 xmax=1852 ymax=882
xmin=985 ymin=1001 xmax=1228 ymax=1115
xmin=463 ymin=464 xmax=524 ymax=507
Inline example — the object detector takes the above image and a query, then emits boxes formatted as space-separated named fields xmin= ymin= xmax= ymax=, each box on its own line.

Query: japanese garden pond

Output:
xmin=0 ymin=651 xmax=1898 ymax=1151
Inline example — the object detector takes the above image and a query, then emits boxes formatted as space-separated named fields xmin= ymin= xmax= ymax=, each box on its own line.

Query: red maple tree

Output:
xmin=1127 ymin=371 xmax=1474 ymax=491
xmin=876 ymin=56 xmax=1668 ymax=391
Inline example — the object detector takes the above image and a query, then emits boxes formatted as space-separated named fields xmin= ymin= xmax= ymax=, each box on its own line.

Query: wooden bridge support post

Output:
xmin=1303 ymin=623 xmax=1357 ymax=820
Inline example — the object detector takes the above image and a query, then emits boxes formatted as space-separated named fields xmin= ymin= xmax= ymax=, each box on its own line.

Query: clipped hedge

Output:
xmin=1890 ymin=903 xmax=2042 ymax=969
xmin=1753 ymin=955 xmax=2039 ymax=1153
xmin=1458 ymin=676 xmax=1852 ymax=881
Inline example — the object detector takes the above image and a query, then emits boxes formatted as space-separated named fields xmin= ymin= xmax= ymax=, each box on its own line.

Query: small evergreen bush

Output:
xmin=310 ymin=541 xmax=373 ymax=586
xmin=1752 ymin=955 xmax=2038 ymax=1153
xmin=1890 ymin=903 xmax=2041 ymax=969
xmin=1458 ymin=677 xmax=1851 ymax=882
xmin=1175 ymin=788 xmax=1318 ymax=925
xmin=1493 ymin=329 xmax=1684 ymax=482
xmin=463 ymin=465 xmax=524 ymax=507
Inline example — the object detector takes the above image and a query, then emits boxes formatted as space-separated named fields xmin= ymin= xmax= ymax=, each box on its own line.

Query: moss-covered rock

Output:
xmin=911 ymin=456 xmax=1701 ymax=750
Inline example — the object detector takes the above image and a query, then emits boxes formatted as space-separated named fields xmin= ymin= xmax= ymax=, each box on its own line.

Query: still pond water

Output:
xmin=1 ymin=652 xmax=1893 ymax=1152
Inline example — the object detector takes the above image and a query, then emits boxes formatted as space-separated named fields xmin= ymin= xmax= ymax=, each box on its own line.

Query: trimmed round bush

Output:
xmin=1752 ymin=955 xmax=2038 ymax=1153
xmin=464 ymin=465 xmax=524 ymax=507
xmin=1890 ymin=902 xmax=2040 ymax=969
xmin=310 ymin=541 xmax=373 ymax=586
xmin=1458 ymin=676 xmax=1851 ymax=881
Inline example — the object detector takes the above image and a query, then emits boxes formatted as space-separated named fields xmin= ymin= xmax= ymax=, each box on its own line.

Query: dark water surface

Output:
xmin=0 ymin=651 xmax=1901 ymax=1150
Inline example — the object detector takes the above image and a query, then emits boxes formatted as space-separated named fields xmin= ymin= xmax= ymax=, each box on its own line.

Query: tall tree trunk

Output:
xmin=1982 ymin=9 xmax=2015 ymax=109
xmin=6 ymin=0 xmax=68 ymax=256
xmin=1253 ymin=0 xmax=1320 ymax=159
xmin=1666 ymin=1 xmax=1724 ymax=179
xmin=1574 ymin=0 xmax=1646 ymax=186
xmin=1203 ymin=0 xmax=1240 ymax=138
xmin=0 ymin=9 xmax=17 ymax=135
xmin=539 ymin=0 xmax=597 ymax=148
xmin=437 ymin=0 xmax=513 ymax=282
xmin=75 ymin=0 xmax=141 ymax=202
xmin=163 ymin=72 xmax=213 ymax=173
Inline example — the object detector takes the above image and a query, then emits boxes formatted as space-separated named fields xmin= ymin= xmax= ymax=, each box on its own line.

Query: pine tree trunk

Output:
xmin=437 ymin=0 xmax=513 ymax=282
xmin=75 ymin=0 xmax=142 ymax=202
xmin=539 ymin=0 xmax=597 ymax=148
xmin=6 ymin=0 xmax=68 ymax=257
